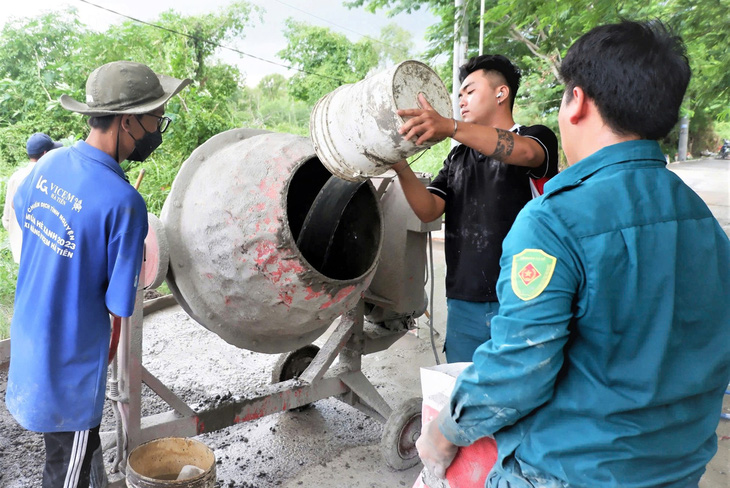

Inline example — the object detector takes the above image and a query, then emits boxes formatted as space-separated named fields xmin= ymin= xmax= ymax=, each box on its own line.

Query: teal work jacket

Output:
xmin=439 ymin=140 xmax=730 ymax=487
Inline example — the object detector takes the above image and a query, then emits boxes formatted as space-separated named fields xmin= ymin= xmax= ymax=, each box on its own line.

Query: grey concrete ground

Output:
xmin=669 ymin=157 xmax=730 ymax=234
xmin=108 ymin=245 xmax=450 ymax=488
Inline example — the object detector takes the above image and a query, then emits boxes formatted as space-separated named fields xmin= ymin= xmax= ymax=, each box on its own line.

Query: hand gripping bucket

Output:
xmin=310 ymin=60 xmax=452 ymax=181
xmin=126 ymin=437 xmax=216 ymax=487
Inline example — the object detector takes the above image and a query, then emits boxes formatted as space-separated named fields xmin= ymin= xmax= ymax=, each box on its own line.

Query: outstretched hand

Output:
xmin=398 ymin=93 xmax=452 ymax=146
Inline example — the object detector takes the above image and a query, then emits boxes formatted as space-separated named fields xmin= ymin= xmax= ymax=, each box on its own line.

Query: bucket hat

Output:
xmin=27 ymin=133 xmax=63 ymax=154
xmin=60 ymin=61 xmax=192 ymax=116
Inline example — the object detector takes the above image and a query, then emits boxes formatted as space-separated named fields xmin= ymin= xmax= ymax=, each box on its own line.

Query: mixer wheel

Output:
xmin=380 ymin=396 xmax=423 ymax=470
xmin=271 ymin=345 xmax=320 ymax=410
xmin=271 ymin=344 xmax=320 ymax=383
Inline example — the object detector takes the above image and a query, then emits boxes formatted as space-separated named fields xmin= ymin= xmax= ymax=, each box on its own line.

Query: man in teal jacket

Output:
xmin=416 ymin=20 xmax=730 ymax=488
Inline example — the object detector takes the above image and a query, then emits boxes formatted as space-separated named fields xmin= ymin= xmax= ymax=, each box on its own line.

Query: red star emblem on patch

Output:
xmin=518 ymin=262 xmax=540 ymax=286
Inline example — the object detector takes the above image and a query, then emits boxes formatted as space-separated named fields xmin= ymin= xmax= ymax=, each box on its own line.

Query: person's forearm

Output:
xmin=453 ymin=121 xmax=544 ymax=168
xmin=392 ymin=162 xmax=444 ymax=223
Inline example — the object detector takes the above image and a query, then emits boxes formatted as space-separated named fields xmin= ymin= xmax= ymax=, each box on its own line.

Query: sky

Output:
xmin=0 ymin=0 xmax=440 ymax=86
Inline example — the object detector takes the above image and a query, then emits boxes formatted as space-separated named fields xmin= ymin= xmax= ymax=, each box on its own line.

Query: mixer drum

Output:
xmin=160 ymin=129 xmax=383 ymax=353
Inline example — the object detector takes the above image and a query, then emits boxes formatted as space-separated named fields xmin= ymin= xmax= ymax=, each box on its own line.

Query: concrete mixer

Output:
xmin=103 ymin=128 xmax=440 ymax=486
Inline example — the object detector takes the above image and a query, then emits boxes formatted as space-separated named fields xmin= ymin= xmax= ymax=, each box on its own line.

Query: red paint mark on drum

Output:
xmin=254 ymin=241 xmax=278 ymax=266
xmin=304 ymin=287 xmax=324 ymax=300
xmin=258 ymin=179 xmax=279 ymax=200
xmin=270 ymin=260 xmax=305 ymax=283
xmin=254 ymin=242 xmax=306 ymax=309
xmin=279 ymin=292 xmax=293 ymax=307
xmin=319 ymin=285 xmax=356 ymax=310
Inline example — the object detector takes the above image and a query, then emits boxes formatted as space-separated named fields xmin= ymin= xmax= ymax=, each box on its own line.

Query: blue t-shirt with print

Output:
xmin=6 ymin=141 xmax=148 ymax=432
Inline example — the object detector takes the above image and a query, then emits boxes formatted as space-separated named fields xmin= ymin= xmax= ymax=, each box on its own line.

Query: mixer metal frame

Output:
xmin=103 ymin=270 xmax=415 ymax=487
xmin=102 ymin=166 xmax=438 ymax=485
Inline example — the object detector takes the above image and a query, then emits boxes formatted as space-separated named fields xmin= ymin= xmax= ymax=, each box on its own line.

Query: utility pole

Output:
xmin=452 ymin=0 xmax=468 ymax=146
xmin=479 ymin=0 xmax=485 ymax=55
xmin=677 ymin=115 xmax=689 ymax=162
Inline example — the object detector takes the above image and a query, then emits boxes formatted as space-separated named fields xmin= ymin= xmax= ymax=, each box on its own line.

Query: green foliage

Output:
xmin=716 ymin=120 xmax=730 ymax=140
xmin=409 ymin=139 xmax=451 ymax=177
xmin=374 ymin=23 xmax=415 ymax=66
xmin=0 ymin=9 xmax=89 ymax=166
xmin=278 ymin=19 xmax=380 ymax=104
xmin=0 ymin=6 xmax=412 ymax=339
xmin=0 ymin=4 xmax=263 ymax=337
xmin=347 ymin=0 xmax=730 ymax=154
xmin=0 ymin=222 xmax=18 ymax=341
xmin=258 ymin=74 xmax=288 ymax=99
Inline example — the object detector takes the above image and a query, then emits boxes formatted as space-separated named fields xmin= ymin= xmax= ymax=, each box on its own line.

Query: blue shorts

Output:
xmin=444 ymin=298 xmax=499 ymax=363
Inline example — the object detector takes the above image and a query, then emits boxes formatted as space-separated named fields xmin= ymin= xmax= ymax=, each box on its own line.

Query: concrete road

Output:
xmin=669 ymin=157 xmax=730 ymax=235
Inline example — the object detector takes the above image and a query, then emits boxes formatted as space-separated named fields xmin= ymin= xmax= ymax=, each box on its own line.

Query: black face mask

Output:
xmin=127 ymin=121 xmax=162 ymax=162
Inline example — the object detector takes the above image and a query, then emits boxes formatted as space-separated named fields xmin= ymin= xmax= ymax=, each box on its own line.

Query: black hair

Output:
xmin=559 ymin=20 xmax=690 ymax=140
xmin=27 ymin=152 xmax=44 ymax=160
xmin=459 ymin=54 xmax=521 ymax=110
xmin=87 ymin=115 xmax=118 ymax=131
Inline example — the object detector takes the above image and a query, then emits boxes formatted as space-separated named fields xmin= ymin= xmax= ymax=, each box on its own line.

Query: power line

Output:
xmin=76 ymin=0 xmax=346 ymax=84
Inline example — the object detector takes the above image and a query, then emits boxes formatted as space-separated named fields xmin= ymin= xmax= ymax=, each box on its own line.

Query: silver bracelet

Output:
xmin=451 ymin=119 xmax=458 ymax=138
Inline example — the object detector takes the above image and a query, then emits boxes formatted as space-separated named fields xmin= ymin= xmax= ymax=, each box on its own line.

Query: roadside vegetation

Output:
xmin=1 ymin=0 xmax=728 ymax=339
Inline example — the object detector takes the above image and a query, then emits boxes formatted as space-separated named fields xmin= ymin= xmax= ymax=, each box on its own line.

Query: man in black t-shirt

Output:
xmin=393 ymin=55 xmax=558 ymax=362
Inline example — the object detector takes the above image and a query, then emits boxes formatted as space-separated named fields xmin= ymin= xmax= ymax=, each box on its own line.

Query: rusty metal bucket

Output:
xmin=160 ymin=129 xmax=383 ymax=353
xmin=310 ymin=60 xmax=452 ymax=181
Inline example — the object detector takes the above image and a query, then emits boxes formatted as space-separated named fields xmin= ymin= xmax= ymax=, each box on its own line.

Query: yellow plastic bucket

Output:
xmin=125 ymin=437 xmax=216 ymax=487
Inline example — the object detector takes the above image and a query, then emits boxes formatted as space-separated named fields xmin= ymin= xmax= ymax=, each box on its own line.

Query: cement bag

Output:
xmin=413 ymin=363 xmax=498 ymax=488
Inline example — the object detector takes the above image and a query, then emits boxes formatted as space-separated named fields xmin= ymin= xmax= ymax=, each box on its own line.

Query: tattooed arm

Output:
xmin=422 ymin=122 xmax=544 ymax=168
xmin=398 ymin=94 xmax=546 ymax=168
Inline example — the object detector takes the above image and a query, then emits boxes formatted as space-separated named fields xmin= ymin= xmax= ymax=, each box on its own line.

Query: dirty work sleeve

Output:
xmin=438 ymin=205 xmax=583 ymax=446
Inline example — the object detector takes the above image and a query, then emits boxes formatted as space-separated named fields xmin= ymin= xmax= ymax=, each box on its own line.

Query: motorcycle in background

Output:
xmin=719 ymin=139 xmax=730 ymax=159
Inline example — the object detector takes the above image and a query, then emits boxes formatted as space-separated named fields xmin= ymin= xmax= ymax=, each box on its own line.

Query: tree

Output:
xmin=374 ymin=23 xmax=414 ymax=67
xmin=347 ymin=0 xmax=730 ymax=153
xmin=0 ymin=4 xmax=265 ymax=338
xmin=278 ymin=19 xmax=379 ymax=104
xmin=669 ymin=0 xmax=730 ymax=150
xmin=0 ymin=9 xmax=89 ymax=163
xmin=258 ymin=74 xmax=288 ymax=99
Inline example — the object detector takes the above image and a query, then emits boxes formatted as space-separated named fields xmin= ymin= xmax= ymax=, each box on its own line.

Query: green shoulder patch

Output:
xmin=511 ymin=249 xmax=557 ymax=301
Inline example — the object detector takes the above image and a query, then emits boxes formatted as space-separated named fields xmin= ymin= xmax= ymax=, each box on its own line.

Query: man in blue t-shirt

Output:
xmin=393 ymin=55 xmax=558 ymax=362
xmin=5 ymin=61 xmax=190 ymax=488
xmin=416 ymin=20 xmax=730 ymax=488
